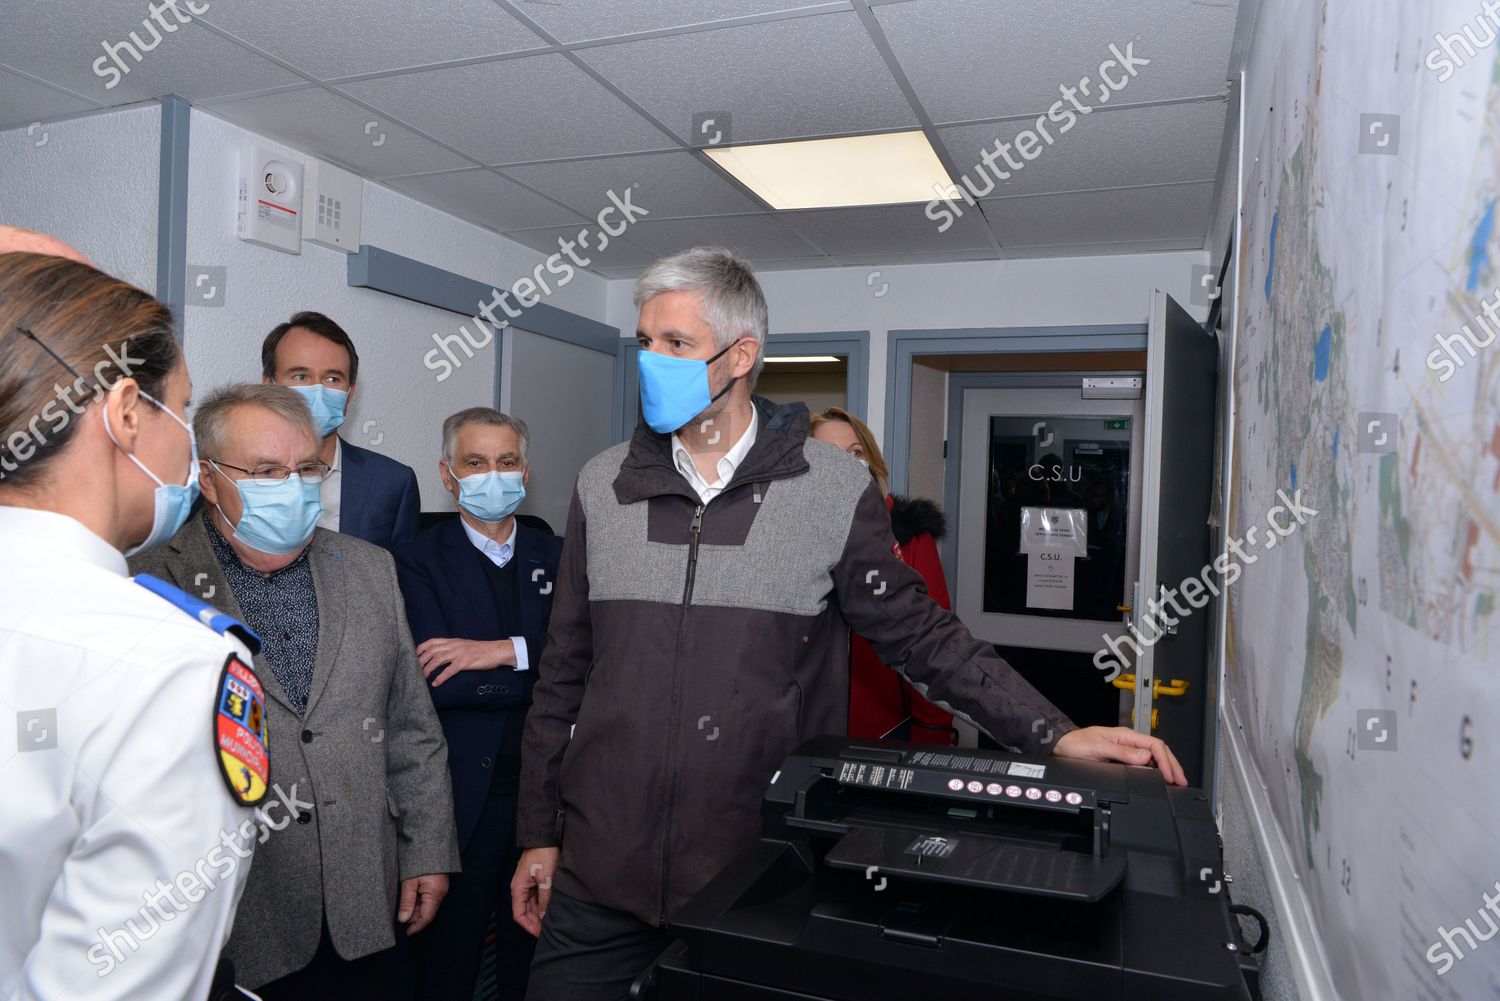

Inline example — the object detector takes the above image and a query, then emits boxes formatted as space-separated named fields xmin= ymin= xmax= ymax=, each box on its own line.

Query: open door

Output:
xmin=1131 ymin=290 xmax=1219 ymax=787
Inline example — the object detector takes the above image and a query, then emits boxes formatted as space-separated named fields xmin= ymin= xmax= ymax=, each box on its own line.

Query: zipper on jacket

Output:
xmin=658 ymin=602 xmax=694 ymax=924
xmin=660 ymin=500 xmax=705 ymax=922
xmin=681 ymin=503 xmax=705 ymax=606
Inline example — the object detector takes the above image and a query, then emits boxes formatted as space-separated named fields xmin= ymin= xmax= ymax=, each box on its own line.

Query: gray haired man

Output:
xmin=511 ymin=246 xmax=1187 ymax=1000
xmin=396 ymin=407 xmax=564 ymax=1001
xmin=129 ymin=383 xmax=459 ymax=997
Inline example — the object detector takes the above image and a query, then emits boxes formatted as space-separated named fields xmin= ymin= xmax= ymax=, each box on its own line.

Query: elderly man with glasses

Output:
xmin=129 ymin=383 xmax=459 ymax=999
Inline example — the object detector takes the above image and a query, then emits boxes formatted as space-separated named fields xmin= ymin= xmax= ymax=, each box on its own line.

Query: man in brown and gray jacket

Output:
xmin=511 ymin=246 xmax=1186 ymax=1001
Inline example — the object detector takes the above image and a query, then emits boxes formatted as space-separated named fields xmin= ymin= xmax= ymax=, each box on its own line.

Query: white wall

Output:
xmin=0 ymin=103 xmax=160 ymax=291
xmin=183 ymin=108 xmax=611 ymax=512
xmin=499 ymin=327 xmax=615 ymax=535
xmin=606 ymin=251 xmax=1209 ymax=447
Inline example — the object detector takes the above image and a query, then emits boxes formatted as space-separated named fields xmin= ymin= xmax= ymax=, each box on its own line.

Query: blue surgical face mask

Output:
xmin=101 ymin=391 xmax=200 ymax=557
xmin=637 ymin=340 xmax=740 ymax=435
xmin=456 ymin=470 xmax=525 ymax=524
xmin=210 ymin=462 xmax=323 ymax=556
xmin=285 ymin=384 xmax=348 ymax=438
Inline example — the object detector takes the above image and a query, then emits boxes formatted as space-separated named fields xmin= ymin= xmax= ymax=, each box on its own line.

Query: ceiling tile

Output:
xmin=505 ymin=226 xmax=661 ymax=273
xmin=625 ymin=213 xmax=821 ymax=259
xmin=204 ymin=87 xmax=471 ymax=178
xmin=339 ymin=54 xmax=675 ymax=164
xmin=501 ymin=151 xmax=762 ymax=220
xmin=383 ymin=168 xmax=587 ymax=231
xmin=875 ymin=0 xmax=1237 ymax=123
xmin=780 ymin=201 xmax=994 ymax=257
xmin=0 ymin=71 xmax=101 ymax=131
xmin=936 ymin=100 xmax=1227 ymax=199
xmin=981 ymin=181 xmax=1214 ymax=247
xmin=195 ymin=0 xmax=545 ymax=79
xmin=0 ymin=9 xmax=299 ymax=106
xmin=521 ymin=1 xmax=838 ymax=43
xmin=578 ymin=11 xmax=916 ymax=145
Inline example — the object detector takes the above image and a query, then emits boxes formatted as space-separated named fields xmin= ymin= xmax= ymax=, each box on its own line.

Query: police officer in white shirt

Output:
xmin=0 ymin=234 xmax=270 ymax=1001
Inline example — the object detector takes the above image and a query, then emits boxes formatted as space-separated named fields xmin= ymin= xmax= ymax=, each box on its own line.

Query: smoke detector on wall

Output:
xmin=237 ymin=145 xmax=302 ymax=254
xmin=303 ymin=158 xmax=362 ymax=254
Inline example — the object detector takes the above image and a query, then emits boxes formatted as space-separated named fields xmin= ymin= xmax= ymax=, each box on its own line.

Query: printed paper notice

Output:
xmin=1018 ymin=507 xmax=1088 ymax=556
xmin=1026 ymin=552 xmax=1075 ymax=609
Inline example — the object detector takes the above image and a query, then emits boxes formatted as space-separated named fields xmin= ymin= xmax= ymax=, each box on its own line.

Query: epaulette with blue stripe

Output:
xmin=133 ymin=573 xmax=262 ymax=655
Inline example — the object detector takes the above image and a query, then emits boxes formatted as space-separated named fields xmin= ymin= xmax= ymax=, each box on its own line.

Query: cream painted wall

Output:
xmin=906 ymin=359 xmax=948 ymax=502
xmin=755 ymin=368 xmax=849 ymax=416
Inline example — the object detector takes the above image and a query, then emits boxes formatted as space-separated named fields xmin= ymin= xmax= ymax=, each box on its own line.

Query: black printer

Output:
xmin=635 ymin=737 xmax=1262 ymax=1001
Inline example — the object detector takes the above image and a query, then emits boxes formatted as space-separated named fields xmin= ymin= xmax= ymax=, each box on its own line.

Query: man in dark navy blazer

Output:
xmin=262 ymin=311 xmax=422 ymax=550
xmin=394 ymin=407 xmax=562 ymax=1001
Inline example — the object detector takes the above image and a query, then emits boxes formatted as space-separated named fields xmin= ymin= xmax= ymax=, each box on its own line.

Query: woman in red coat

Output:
xmin=809 ymin=407 xmax=956 ymax=745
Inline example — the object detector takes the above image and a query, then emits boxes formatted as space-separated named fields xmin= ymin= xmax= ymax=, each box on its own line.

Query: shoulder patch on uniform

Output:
xmin=215 ymin=653 xmax=270 ymax=806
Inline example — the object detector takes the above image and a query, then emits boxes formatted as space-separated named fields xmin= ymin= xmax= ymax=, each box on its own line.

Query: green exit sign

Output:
xmin=1106 ymin=419 xmax=1132 ymax=430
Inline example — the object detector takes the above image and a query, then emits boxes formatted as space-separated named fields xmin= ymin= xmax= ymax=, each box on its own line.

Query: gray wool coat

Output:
xmin=129 ymin=514 xmax=460 ymax=987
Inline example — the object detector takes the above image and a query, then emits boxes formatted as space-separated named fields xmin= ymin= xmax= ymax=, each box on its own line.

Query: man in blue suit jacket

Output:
xmin=394 ymin=408 xmax=562 ymax=1001
xmin=263 ymin=311 xmax=422 ymax=550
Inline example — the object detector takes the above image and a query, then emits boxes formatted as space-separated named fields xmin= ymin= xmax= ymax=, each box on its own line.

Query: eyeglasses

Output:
xmin=210 ymin=459 xmax=332 ymax=486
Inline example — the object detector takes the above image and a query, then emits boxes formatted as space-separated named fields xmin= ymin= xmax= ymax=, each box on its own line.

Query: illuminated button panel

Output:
xmin=834 ymin=749 xmax=1096 ymax=812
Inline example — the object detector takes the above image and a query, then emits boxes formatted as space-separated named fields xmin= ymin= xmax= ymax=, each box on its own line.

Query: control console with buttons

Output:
xmin=639 ymin=736 xmax=1262 ymax=1001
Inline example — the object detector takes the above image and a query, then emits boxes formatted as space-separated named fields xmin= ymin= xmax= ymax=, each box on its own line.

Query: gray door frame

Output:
xmin=940 ymin=371 xmax=1146 ymax=609
xmin=884 ymin=325 xmax=1149 ymax=496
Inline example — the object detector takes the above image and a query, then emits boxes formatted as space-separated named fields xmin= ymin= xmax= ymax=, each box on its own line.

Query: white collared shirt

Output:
xmin=0 ymin=506 xmax=255 ymax=1000
xmin=671 ymin=405 xmax=759 ymax=505
xmin=317 ymin=436 xmax=342 ymax=532
xmin=459 ymin=516 xmax=530 ymax=672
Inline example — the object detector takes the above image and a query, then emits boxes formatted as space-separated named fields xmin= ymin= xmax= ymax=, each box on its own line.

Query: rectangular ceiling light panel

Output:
xmin=704 ymin=130 xmax=956 ymax=210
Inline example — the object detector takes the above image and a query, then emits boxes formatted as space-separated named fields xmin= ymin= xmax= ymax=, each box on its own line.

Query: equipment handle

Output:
xmin=1111 ymin=674 xmax=1190 ymax=698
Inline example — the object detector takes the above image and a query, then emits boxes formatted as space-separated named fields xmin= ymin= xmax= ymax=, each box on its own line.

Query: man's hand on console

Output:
xmin=417 ymin=637 xmax=517 ymax=686
xmin=1052 ymin=726 xmax=1188 ymax=786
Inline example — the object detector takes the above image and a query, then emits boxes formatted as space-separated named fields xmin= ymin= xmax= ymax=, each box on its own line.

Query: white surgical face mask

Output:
xmin=457 ymin=470 xmax=526 ymax=523
xmin=101 ymin=392 xmax=200 ymax=557
xmin=285 ymin=384 xmax=348 ymax=438
xmin=209 ymin=461 xmax=323 ymax=556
